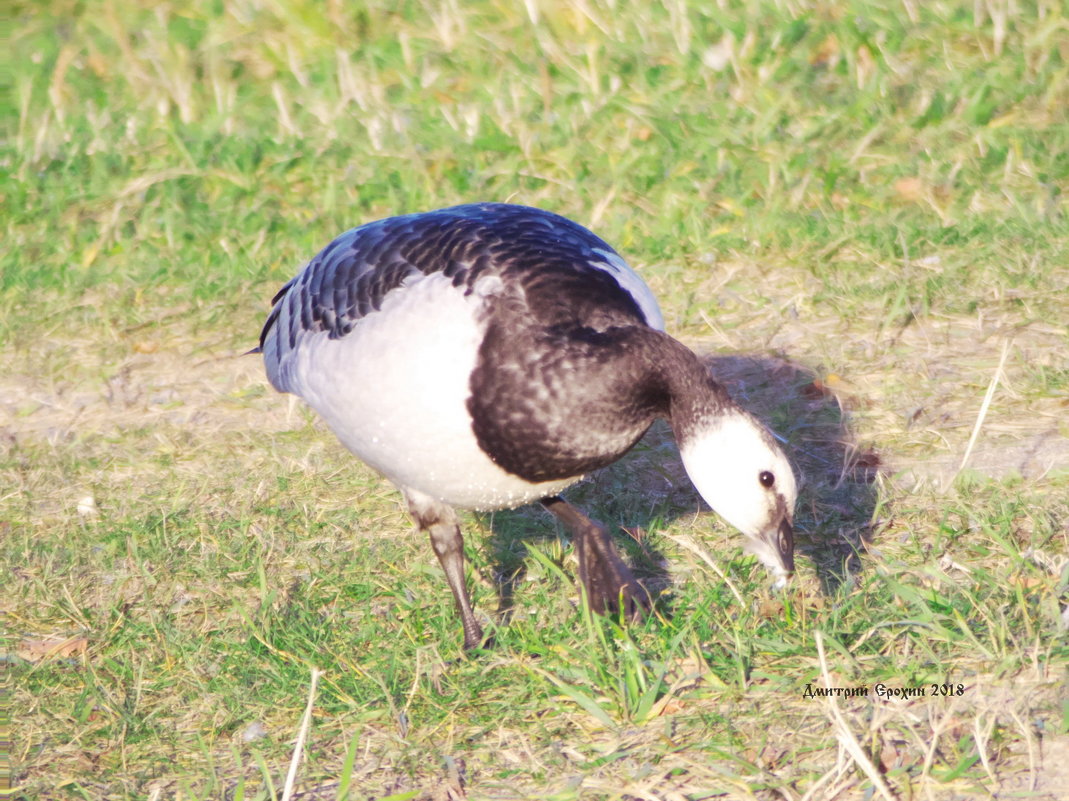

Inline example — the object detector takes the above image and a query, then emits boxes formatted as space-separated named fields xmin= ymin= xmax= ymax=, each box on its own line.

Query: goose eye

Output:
xmin=759 ymin=470 xmax=775 ymax=488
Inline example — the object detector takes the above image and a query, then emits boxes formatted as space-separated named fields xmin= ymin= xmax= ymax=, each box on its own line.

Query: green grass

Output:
xmin=4 ymin=0 xmax=1069 ymax=798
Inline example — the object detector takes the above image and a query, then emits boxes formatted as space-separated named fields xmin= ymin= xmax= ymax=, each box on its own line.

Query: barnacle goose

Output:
xmin=258 ymin=203 xmax=796 ymax=649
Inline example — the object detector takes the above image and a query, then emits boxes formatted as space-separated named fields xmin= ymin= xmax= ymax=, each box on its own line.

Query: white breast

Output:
xmin=290 ymin=272 xmax=578 ymax=510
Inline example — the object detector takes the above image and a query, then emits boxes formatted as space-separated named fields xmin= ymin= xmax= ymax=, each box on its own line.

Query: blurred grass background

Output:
xmin=4 ymin=1 xmax=1069 ymax=799
xmin=6 ymin=0 xmax=1066 ymax=326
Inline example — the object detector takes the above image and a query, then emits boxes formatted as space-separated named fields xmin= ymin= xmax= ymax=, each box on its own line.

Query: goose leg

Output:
xmin=540 ymin=496 xmax=650 ymax=621
xmin=405 ymin=491 xmax=484 ymax=650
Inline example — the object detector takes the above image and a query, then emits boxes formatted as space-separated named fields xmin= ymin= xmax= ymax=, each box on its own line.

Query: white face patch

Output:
xmin=678 ymin=411 xmax=797 ymax=576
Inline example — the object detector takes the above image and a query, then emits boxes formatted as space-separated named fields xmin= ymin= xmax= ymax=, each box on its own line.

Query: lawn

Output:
xmin=3 ymin=1 xmax=1068 ymax=799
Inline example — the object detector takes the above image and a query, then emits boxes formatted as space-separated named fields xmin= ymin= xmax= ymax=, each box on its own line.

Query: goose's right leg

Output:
xmin=405 ymin=490 xmax=484 ymax=650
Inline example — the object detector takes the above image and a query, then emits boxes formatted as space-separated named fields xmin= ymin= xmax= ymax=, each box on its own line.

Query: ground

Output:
xmin=4 ymin=1 xmax=1068 ymax=799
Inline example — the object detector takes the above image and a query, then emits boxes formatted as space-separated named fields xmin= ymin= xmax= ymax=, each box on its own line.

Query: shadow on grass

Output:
xmin=477 ymin=352 xmax=881 ymax=623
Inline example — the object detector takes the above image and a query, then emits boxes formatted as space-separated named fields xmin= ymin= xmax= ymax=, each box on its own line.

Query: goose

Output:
xmin=257 ymin=202 xmax=796 ymax=649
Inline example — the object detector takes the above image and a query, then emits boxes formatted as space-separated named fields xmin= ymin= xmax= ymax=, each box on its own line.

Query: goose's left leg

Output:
xmin=540 ymin=495 xmax=650 ymax=621
xmin=405 ymin=490 xmax=485 ymax=650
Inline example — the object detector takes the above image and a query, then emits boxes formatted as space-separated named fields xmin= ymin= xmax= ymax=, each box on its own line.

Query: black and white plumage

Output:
xmin=259 ymin=203 xmax=796 ymax=649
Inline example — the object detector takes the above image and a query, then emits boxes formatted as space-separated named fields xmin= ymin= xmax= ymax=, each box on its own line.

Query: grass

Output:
xmin=4 ymin=0 xmax=1069 ymax=798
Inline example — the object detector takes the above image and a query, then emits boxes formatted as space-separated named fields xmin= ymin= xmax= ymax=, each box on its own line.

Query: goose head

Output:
xmin=678 ymin=409 xmax=797 ymax=586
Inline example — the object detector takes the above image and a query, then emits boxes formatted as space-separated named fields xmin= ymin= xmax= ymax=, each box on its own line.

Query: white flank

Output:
xmin=290 ymin=272 xmax=576 ymax=510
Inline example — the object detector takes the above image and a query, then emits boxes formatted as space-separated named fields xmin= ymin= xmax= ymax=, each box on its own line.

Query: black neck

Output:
xmin=648 ymin=332 xmax=736 ymax=445
xmin=468 ymin=323 xmax=733 ymax=482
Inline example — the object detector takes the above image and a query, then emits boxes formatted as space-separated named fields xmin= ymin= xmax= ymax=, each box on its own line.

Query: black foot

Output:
xmin=540 ymin=496 xmax=651 ymax=622
xmin=461 ymin=620 xmax=486 ymax=651
xmin=576 ymin=519 xmax=651 ymax=620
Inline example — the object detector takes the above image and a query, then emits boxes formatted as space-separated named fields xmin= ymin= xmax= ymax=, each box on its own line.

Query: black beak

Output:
xmin=778 ymin=517 xmax=795 ymax=574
